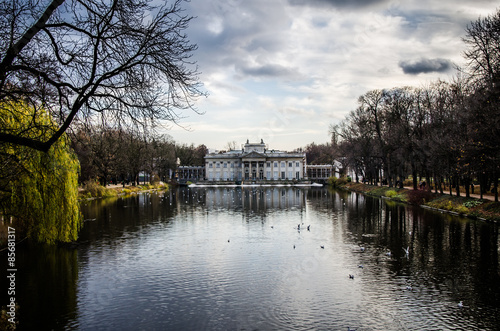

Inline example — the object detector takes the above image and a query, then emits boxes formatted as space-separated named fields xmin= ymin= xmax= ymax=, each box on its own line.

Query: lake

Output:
xmin=2 ymin=186 xmax=499 ymax=330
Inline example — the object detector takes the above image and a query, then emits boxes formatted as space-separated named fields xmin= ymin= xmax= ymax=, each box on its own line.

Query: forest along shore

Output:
xmin=338 ymin=182 xmax=500 ymax=223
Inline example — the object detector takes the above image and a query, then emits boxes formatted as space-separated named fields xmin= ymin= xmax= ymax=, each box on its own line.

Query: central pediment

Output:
xmin=241 ymin=151 xmax=266 ymax=159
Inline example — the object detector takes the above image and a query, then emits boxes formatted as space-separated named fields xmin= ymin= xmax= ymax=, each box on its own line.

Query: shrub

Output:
xmin=82 ymin=180 xmax=103 ymax=197
xmin=463 ymin=200 xmax=483 ymax=209
xmin=327 ymin=176 xmax=338 ymax=187
xmin=81 ymin=180 xmax=116 ymax=198
xmin=328 ymin=176 xmax=350 ymax=187
xmin=385 ymin=190 xmax=398 ymax=198
xmin=338 ymin=176 xmax=349 ymax=185
xmin=455 ymin=205 xmax=469 ymax=215
xmin=407 ymin=189 xmax=433 ymax=205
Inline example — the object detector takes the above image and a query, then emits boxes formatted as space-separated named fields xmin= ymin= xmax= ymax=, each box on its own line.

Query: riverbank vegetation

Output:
xmin=79 ymin=181 xmax=169 ymax=200
xmin=321 ymin=10 xmax=500 ymax=203
xmin=337 ymin=181 xmax=500 ymax=222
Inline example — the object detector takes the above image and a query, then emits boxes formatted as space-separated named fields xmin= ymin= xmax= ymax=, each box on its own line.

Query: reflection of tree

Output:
xmin=6 ymin=244 xmax=79 ymax=329
xmin=344 ymin=191 xmax=499 ymax=310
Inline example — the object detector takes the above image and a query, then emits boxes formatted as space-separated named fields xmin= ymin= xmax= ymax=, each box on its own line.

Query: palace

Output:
xmin=205 ymin=139 xmax=307 ymax=182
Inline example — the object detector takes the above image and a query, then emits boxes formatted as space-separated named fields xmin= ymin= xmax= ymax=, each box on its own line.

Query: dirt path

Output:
xmin=403 ymin=186 xmax=496 ymax=201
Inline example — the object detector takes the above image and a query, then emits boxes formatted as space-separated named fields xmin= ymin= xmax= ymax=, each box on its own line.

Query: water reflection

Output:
xmin=0 ymin=243 xmax=79 ymax=330
xmin=1 ymin=187 xmax=498 ymax=330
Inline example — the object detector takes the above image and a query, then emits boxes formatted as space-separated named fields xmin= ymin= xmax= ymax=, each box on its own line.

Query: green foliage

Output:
xmin=427 ymin=197 xmax=470 ymax=215
xmin=82 ymin=180 xmax=106 ymax=197
xmin=463 ymin=200 xmax=483 ymax=209
xmin=455 ymin=205 xmax=470 ymax=215
xmin=327 ymin=176 xmax=338 ymax=187
xmin=0 ymin=102 xmax=81 ymax=243
xmin=385 ymin=190 xmax=398 ymax=198
xmin=328 ymin=176 xmax=350 ymax=188
xmin=81 ymin=180 xmax=117 ymax=198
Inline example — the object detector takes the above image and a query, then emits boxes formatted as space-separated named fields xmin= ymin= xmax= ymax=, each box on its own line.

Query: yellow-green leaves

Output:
xmin=1 ymin=101 xmax=81 ymax=244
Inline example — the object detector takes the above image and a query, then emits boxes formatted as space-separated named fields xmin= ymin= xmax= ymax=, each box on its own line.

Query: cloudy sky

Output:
xmin=167 ymin=0 xmax=498 ymax=151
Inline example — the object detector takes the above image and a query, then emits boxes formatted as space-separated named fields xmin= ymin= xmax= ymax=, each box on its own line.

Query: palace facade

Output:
xmin=205 ymin=139 xmax=307 ymax=182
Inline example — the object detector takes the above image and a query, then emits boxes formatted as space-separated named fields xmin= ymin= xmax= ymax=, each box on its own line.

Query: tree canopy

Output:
xmin=0 ymin=101 xmax=81 ymax=243
xmin=0 ymin=0 xmax=204 ymax=152
xmin=330 ymin=9 xmax=500 ymax=201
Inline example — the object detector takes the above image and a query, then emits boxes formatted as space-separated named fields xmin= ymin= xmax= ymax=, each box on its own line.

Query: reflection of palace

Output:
xmin=205 ymin=139 xmax=307 ymax=182
xmin=204 ymin=187 xmax=306 ymax=210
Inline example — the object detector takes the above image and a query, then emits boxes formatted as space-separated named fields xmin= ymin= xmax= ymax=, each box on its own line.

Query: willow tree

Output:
xmin=0 ymin=101 xmax=81 ymax=243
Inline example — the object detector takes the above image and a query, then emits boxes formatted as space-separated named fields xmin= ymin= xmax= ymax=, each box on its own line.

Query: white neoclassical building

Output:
xmin=205 ymin=139 xmax=307 ymax=182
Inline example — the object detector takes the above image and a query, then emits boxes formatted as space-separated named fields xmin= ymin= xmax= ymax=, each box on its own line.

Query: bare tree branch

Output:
xmin=0 ymin=0 xmax=205 ymax=152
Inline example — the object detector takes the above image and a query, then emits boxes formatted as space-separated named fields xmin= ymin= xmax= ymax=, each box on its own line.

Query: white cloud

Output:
xmin=172 ymin=0 xmax=499 ymax=151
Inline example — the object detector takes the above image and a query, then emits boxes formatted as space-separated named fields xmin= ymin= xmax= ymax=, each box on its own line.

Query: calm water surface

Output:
xmin=2 ymin=187 xmax=499 ymax=330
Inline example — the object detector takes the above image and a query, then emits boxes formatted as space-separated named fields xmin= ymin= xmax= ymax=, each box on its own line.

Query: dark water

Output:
xmin=1 ymin=187 xmax=499 ymax=330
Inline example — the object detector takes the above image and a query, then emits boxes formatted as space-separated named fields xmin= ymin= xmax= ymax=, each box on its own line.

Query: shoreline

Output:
xmin=78 ymin=182 xmax=169 ymax=200
xmin=337 ymin=182 xmax=500 ymax=223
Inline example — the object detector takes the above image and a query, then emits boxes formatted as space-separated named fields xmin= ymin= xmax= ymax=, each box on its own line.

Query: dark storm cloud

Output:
xmin=239 ymin=64 xmax=298 ymax=78
xmin=399 ymin=58 xmax=453 ymax=75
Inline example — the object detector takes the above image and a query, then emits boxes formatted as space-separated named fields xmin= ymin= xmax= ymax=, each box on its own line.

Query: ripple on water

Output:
xmin=67 ymin=188 xmax=500 ymax=330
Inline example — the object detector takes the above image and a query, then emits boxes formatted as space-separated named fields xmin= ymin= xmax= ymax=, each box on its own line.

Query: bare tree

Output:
xmin=463 ymin=9 xmax=500 ymax=201
xmin=225 ymin=140 xmax=238 ymax=151
xmin=463 ymin=10 xmax=500 ymax=89
xmin=0 ymin=0 xmax=204 ymax=152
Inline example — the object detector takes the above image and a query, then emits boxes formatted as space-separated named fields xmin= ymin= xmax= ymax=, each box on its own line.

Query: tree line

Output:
xmin=71 ymin=126 xmax=207 ymax=186
xmin=328 ymin=9 xmax=500 ymax=201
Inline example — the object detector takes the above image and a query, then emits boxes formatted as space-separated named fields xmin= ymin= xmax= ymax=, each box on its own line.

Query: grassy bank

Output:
xmin=340 ymin=182 xmax=500 ymax=222
xmin=78 ymin=181 xmax=169 ymax=200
